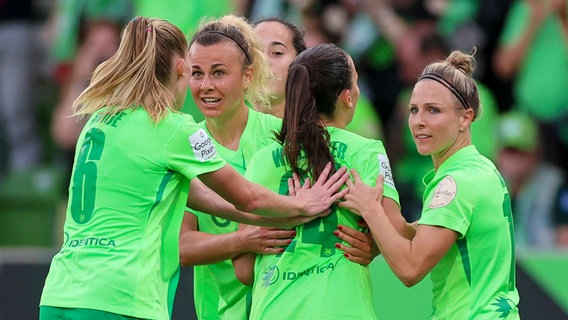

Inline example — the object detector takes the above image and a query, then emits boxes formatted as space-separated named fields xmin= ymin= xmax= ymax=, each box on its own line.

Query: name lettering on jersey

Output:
xmin=377 ymin=154 xmax=395 ymax=188
xmin=65 ymin=236 xmax=117 ymax=248
xmin=283 ymin=262 xmax=334 ymax=280
xmin=261 ymin=262 xmax=335 ymax=287
xmin=189 ymin=129 xmax=217 ymax=161
xmin=91 ymin=112 xmax=125 ymax=127
xmin=271 ymin=148 xmax=307 ymax=168
xmin=331 ymin=141 xmax=347 ymax=160
xmin=272 ymin=148 xmax=286 ymax=168
xmin=428 ymin=175 xmax=457 ymax=208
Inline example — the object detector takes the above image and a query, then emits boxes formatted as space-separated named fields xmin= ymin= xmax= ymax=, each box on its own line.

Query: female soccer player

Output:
xmin=233 ymin=43 xmax=412 ymax=319
xmin=179 ymin=16 xmax=376 ymax=319
xmin=341 ymin=50 xmax=520 ymax=319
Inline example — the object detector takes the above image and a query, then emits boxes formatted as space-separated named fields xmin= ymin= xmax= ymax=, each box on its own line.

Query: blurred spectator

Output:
xmin=496 ymin=111 xmax=568 ymax=249
xmin=358 ymin=0 xmax=435 ymax=131
xmin=45 ymin=0 xmax=133 ymax=84
xmin=0 ymin=0 xmax=44 ymax=181
xmin=47 ymin=0 xmax=132 ymax=179
xmin=493 ymin=0 xmax=568 ymax=173
xmin=246 ymin=0 xmax=303 ymax=38
xmin=51 ymin=20 xmax=124 ymax=151
xmin=554 ymin=182 xmax=568 ymax=247
xmin=438 ymin=0 xmax=514 ymax=112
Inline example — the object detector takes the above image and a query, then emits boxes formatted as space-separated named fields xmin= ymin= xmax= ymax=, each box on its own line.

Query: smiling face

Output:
xmin=408 ymin=79 xmax=472 ymax=168
xmin=188 ymin=41 xmax=251 ymax=119
xmin=254 ymin=21 xmax=298 ymax=106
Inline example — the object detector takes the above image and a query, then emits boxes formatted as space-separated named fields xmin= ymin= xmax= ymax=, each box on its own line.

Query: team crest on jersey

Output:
xmin=262 ymin=265 xmax=280 ymax=287
xmin=428 ymin=176 xmax=457 ymax=208
xmin=189 ymin=128 xmax=217 ymax=161
xmin=377 ymin=154 xmax=395 ymax=188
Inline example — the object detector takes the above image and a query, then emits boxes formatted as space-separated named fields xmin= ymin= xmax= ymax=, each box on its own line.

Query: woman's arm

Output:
xmin=232 ymin=252 xmax=256 ymax=286
xmin=186 ymin=178 xmax=326 ymax=227
xmin=493 ymin=0 xmax=550 ymax=79
xmin=179 ymin=211 xmax=295 ymax=267
xmin=340 ymin=170 xmax=457 ymax=287
xmin=197 ymin=162 xmax=349 ymax=218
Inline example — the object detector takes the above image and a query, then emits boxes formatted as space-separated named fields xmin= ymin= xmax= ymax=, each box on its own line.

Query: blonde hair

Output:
xmin=420 ymin=49 xmax=481 ymax=120
xmin=72 ymin=17 xmax=188 ymax=122
xmin=190 ymin=15 xmax=273 ymax=112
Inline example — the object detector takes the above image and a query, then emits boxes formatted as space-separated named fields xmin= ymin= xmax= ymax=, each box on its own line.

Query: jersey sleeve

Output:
xmin=419 ymin=174 xmax=476 ymax=238
xmin=353 ymin=139 xmax=400 ymax=206
xmin=164 ymin=119 xmax=226 ymax=180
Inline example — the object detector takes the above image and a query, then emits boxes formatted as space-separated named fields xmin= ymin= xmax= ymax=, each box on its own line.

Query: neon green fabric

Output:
xmin=40 ymin=108 xmax=226 ymax=320
xmin=40 ymin=306 xmax=140 ymax=320
xmin=245 ymin=127 xmax=399 ymax=320
xmin=419 ymin=146 xmax=520 ymax=319
xmin=190 ymin=109 xmax=281 ymax=319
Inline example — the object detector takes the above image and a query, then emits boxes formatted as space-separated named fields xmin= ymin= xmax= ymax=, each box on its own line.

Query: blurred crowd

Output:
xmin=1 ymin=0 xmax=567 ymax=251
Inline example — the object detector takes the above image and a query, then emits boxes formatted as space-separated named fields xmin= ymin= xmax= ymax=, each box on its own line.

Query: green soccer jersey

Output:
xmin=190 ymin=109 xmax=282 ymax=320
xmin=245 ymin=127 xmax=399 ymax=320
xmin=419 ymin=145 xmax=520 ymax=319
xmin=40 ymin=107 xmax=226 ymax=320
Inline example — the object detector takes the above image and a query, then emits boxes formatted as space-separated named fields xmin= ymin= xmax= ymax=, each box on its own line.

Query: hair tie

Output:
xmin=190 ymin=30 xmax=251 ymax=64
xmin=418 ymin=73 xmax=469 ymax=109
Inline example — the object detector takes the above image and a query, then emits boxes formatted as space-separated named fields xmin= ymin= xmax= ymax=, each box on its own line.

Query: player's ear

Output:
xmin=339 ymin=89 xmax=353 ymax=109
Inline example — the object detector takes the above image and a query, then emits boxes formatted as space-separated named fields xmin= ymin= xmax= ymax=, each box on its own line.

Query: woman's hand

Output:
xmin=293 ymin=163 xmax=350 ymax=217
xmin=290 ymin=168 xmax=382 ymax=266
xmin=334 ymin=221 xmax=380 ymax=266
xmin=340 ymin=169 xmax=384 ymax=217
xmin=237 ymin=224 xmax=295 ymax=255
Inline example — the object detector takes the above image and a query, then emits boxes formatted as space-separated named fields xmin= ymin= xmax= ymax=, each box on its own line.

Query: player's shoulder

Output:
xmin=252 ymin=139 xmax=282 ymax=158
xmin=331 ymin=127 xmax=386 ymax=153
xmin=249 ymin=109 xmax=282 ymax=130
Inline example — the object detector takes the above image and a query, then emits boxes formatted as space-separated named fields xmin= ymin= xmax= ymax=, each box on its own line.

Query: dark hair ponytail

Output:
xmin=276 ymin=43 xmax=351 ymax=180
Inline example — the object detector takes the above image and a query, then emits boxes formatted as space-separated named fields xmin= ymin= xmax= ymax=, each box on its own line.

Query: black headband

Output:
xmin=418 ymin=73 xmax=469 ymax=109
xmin=190 ymin=30 xmax=251 ymax=64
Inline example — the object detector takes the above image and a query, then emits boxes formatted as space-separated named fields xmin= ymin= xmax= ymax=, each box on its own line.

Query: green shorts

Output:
xmin=39 ymin=306 xmax=143 ymax=320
